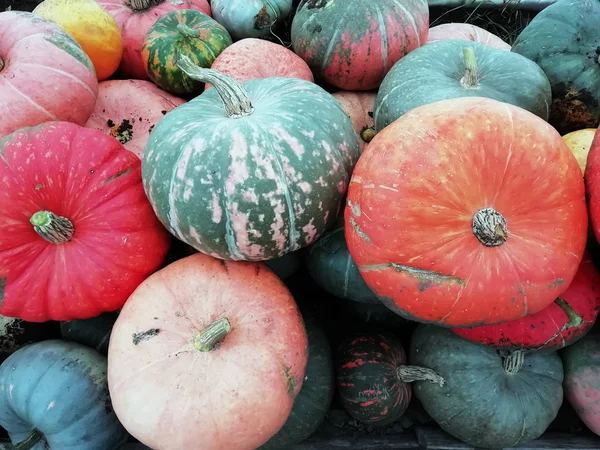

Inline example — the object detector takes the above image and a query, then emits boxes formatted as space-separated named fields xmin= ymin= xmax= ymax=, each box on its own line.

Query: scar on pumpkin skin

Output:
xmin=132 ymin=328 xmax=161 ymax=345
xmin=0 ymin=277 xmax=6 ymax=307
xmin=349 ymin=217 xmax=372 ymax=243
xmin=360 ymin=263 xmax=464 ymax=287
xmin=104 ymin=166 xmax=133 ymax=183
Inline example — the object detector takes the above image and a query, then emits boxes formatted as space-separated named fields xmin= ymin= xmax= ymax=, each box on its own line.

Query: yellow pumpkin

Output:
xmin=33 ymin=0 xmax=123 ymax=81
xmin=562 ymin=128 xmax=597 ymax=174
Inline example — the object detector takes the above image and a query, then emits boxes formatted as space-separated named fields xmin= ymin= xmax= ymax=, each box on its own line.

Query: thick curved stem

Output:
xmin=177 ymin=23 xmax=201 ymax=39
xmin=8 ymin=430 xmax=44 ymax=450
xmin=0 ymin=57 xmax=4 ymax=73
xmin=397 ymin=365 xmax=445 ymax=387
xmin=503 ymin=350 xmax=525 ymax=375
xmin=472 ymin=207 xmax=508 ymax=247
xmin=176 ymin=55 xmax=255 ymax=118
xmin=30 ymin=211 xmax=74 ymax=244
xmin=460 ymin=47 xmax=480 ymax=88
xmin=194 ymin=318 xmax=231 ymax=352
xmin=555 ymin=297 xmax=584 ymax=327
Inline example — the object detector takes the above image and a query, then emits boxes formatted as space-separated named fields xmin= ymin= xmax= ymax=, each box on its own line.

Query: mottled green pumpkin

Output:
xmin=142 ymin=10 xmax=232 ymax=95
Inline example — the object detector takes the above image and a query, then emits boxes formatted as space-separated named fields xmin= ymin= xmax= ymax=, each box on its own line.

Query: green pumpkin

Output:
xmin=142 ymin=56 xmax=360 ymax=261
xmin=375 ymin=39 xmax=552 ymax=131
xmin=261 ymin=315 xmax=334 ymax=449
xmin=409 ymin=325 xmax=564 ymax=449
xmin=142 ymin=10 xmax=232 ymax=95
xmin=512 ymin=0 xmax=600 ymax=134
xmin=60 ymin=312 xmax=119 ymax=355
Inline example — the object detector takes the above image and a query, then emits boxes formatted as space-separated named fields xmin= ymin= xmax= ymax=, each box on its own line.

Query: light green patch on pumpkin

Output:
xmin=0 ymin=277 xmax=6 ymax=308
xmin=283 ymin=365 xmax=298 ymax=399
xmin=44 ymin=32 xmax=95 ymax=74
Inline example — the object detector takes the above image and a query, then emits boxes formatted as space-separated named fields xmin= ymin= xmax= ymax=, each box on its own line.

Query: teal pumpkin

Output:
xmin=142 ymin=10 xmax=232 ymax=96
xmin=375 ymin=39 xmax=552 ymax=131
xmin=512 ymin=0 xmax=600 ymax=134
xmin=142 ymin=57 xmax=360 ymax=261
xmin=410 ymin=325 xmax=564 ymax=448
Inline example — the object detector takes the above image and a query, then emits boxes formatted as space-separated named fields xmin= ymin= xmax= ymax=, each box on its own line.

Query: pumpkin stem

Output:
xmin=177 ymin=23 xmax=201 ymax=39
xmin=397 ymin=365 xmax=445 ymax=387
xmin=128 ymin=0 xmax=159 ymax=12
xmin=0 ymin=56 xmax=4 ymax=73
xmin=30 ymin=211 xmax=75 ymax=244
xmin=460 ymin=47 xmax=480 ymax=89
xmin=9 ymin=429 xmax=44 ymax=450
xmin=360 ymin=126 xmax=376 ymax=144
xmin=194 ymin=317 xmax=231 ymax=352
xmin=502 ymin=350 xmax=525 ymax=374
xmin=176 ymin=55 xmax=255 ymax=118
xmin=555 ymin=297 xmax=584 ymax=328
xmin=472 ymin=207 xmax=508 ymax=247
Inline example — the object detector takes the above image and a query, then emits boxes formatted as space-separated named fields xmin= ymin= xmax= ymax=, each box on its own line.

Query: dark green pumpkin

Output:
xmin=346 ymin=301 xmax=410 ymax=330
xmin=0 ymin=316 xmax=60 ymax=363
xmin=142 ymin=10 xmax=232 ymax=95
xmin=512 ymin=0 xmax=600 ymax=134
xmin=261 ymin=315 xmax=334 ymax=449
xmin=410 ymin=325 xmax=564 ymax=449
xmin=60 ymin=311 xmax=119 ymax=355
xmin=375 ymin=39 xmax=552 ymax=131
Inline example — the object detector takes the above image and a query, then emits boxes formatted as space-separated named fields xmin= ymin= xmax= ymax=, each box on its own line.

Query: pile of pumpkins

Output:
xmin=2 ymin=0 xmax=600 ymax=448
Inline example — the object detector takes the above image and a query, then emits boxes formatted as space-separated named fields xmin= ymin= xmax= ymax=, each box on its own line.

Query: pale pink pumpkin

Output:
xmin=97 ymin=0 xmax=211 ymax=80
xmin=333 ymin=91 xmax=377 ymax=153
xmin=85 ymin=79 xmax=185 ymax=158
xmin=107 ymin=253 xmax=308 ymax=450
xmin=0 ymin=11 xmax=98 ymax=139
xmin=427 ymin=23 xmax=510 ymax=51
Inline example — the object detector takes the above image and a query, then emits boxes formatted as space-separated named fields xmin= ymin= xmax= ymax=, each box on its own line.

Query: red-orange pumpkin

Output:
xmin=345 ymin=96 xmax=588 ymax=327
xmin=332 ymin=91 xmax=377 ymax=153
xmin=107 ymin=253 xmax=308 ymax=450
xmin=427 ymin=23 xmax=510 ymax=50
xmin=585 ymin=129 xmax=600 ymax=245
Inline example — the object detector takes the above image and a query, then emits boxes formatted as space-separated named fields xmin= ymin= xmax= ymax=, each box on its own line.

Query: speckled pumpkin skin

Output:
xmin=142 ymin=77 xmax=360 ymax=261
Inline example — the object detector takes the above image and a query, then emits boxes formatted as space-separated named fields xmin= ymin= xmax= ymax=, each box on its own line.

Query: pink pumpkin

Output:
xmin=333 ymin=91 xmax=377 ymax=153
xmin=427 ymin=23 xmax=510 ymax=51
xmin=97 ymin=0 xmax=211 ymax=80
xmin=85 ymin=79 xmax=185 ymax=158
xmin=0 ymin=11 xmax=98 ymax=138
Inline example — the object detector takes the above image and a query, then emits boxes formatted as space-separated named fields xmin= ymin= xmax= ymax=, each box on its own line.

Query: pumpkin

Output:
xmin=97 ymin=0 xmax=211 ymax=80
xmin=61 ymin=311 xmax=119 ymax=355
xmin=410 ymin=325 xmax=564 ymax=448
xmin=452 ymin=253 xmax=600 ymax=351
xmin=0 ymin=317 xmax=60 ymax=363
xmin=208 ymin=37 xmax=314 ymax=87
xmin=0 ymin=340 xmax=129 ymax=449
xmin=211 ymin=0 xmax=293 ymax=41
xmin=346 ymin=301 xmax=410 ymax=331
xmin=374 ymin=40 xmax=552 ymax=131
xmin=512 ymin=0 xmax=600 ymax=135
xmin=0 ymin=122 xmax=171 ymax=322
xmin=427 ymin=23 xmax=510 ymax=50
xmin=265 ymin=252 xmax=302 ymax=280
xmin=261 ymin=314 xmax=334 ymax=449
xmin=306 ymin=216 xmax=380 ymax=304
xmin=346 ymin=96 xmax=588 ymax=327
xmin=563 ymin=128 xmax=597 ymax=175
xmin=585 ymin=130 xmax=600 ymax=247
xmin=0 ymin=11 xmax=98 ymax=139
xmin=142 ymin=10 xmax=232 ymax=96
xmin=332 ymin=91 xmax=376 ymax=152
xmin=563 ymin=323 xmax=600 ymax=436
xmin=142 ymin=57 xmax=360 ymax=261
xmin=33 ymin=0 xmax=123 ymax=81
xmin=337 ymin=332 xmax=444 ymax=426
xmin=85 ymin=79 xmax=185 ymax=159
xmin=291 ymin=0 xmax=429 ymax=91
xmin=107 ymin=252 xmax=308 ymax=450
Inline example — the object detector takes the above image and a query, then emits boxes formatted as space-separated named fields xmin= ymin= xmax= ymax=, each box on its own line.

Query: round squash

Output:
xmin=563 ymin=128 xmax=597 ymax=175
xmin=142 ymin=57 xmax=360 ymax=261
xmin=346 ymin=96 xmax=588 ymax=327
xmin=337 ymin=332 xmax=444 ymax=426
xmin=512 ymin=0 xmax=600 ymax=134
xmin=211 ymin=0 xmax=293 ymax=41
xmin=0 ymin=11 xmax=98 ymax=139
xmin=261 ymin=314 xmax=334 ymax=449
xmin=291 ymin=0 xmax=429 ymax=91
xmin=427 ymin=23 xmax=510 ymax=50
xmin=374 ymin=40 xmax=552 ymax=131
xmin=142 ymin=10 xmax=232 ymax=96
xmin=0 ymin=340 xmax=129 ymax=449
xmin=208 ymin=37 xmax=314 ymax=87
xmin=563 ymin=323 xmax=600 ymax=436
xmin=85 ymin=79 xmax=185 ymax=159
xmin=333 ymin=91 xmax=376 ymax=153
xmin=0 ymin=122 xmax=171 ymax=322
xmin=107 ymin=252 xmax=308 ymax=450
xmin=585 ymin=130 xmax=600 ymax=247
xmin=97 ymin=0 xmax=211 ymax=80
xmin=61 ymin=312 xmax=119 ymax=355
xmin=0 ymin=317 xmax=60 ymax=363
xmin=452 ymin=253 xmax=600 ymax=351
xmin=33 ymin=0 xmax=123 ymax=81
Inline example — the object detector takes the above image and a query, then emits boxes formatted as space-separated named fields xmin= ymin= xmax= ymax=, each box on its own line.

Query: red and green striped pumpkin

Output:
xmin=142 ymin=10 xmax=232 ymax=95
xmin=142 ymin=56 xmax=360 ymax=261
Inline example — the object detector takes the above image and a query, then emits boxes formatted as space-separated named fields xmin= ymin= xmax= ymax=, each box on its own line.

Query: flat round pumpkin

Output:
xmin=142 ymin=58 xmax=360 ymax=261
xmin=107 ymin=253 xmax=308 ymax=450
xmin=427 ymin=23 xmax=510 ymax=50
xmin=375 ymin=40 xmax=552 ymax=131
xmin=345 ymin=96 xmax=588 ymax=327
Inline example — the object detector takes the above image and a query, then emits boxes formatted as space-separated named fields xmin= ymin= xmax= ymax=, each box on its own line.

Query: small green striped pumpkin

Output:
xmin=142 ymin=10 xmax=232 ymax=95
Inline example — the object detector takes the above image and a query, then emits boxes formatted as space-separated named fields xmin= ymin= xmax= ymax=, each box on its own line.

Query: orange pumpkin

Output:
xmin=108 ymin=253 xmax=308 ymax=450
xmin=563 ymin=128 xmax=597 ymax=174
xmin=333 ymin=91 xmax=377 ymax=153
